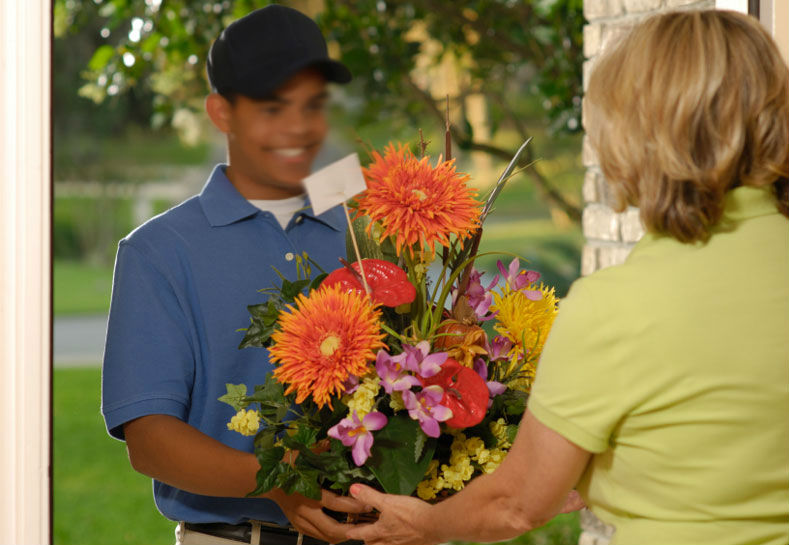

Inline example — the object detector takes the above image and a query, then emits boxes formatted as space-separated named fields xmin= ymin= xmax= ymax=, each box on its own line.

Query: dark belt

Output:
xmin=183 ymin=521 xmax=363 ymax=545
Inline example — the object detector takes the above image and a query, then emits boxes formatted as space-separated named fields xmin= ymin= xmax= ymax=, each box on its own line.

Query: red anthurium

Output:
xmin=322 ymin=258 xmax=416 ymax=308
xmin=421 ymin=358 xmax=488 ymax=429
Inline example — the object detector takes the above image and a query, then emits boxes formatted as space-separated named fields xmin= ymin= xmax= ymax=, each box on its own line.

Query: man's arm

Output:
xmin=124 ymin=414 xmax=367 ymax=543
xmin=345 ymin=410 xmax=591 ymax=545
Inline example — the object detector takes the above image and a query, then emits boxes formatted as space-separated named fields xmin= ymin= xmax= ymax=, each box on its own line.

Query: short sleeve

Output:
xmin=529 ymin=276 xmax=629 ymax=453
xmin=101 ymin=241 xmax=195 ymax=440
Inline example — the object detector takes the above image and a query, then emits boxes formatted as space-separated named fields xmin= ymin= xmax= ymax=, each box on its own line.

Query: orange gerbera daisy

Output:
xmin=355 ymin=143 xmax=481 ymax=257
xmin=268 ymin=284 xmax=386 ymax=409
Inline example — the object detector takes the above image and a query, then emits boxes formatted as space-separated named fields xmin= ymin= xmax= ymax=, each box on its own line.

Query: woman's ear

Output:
xmin=205 ymin=93 xmax=231 ymax=133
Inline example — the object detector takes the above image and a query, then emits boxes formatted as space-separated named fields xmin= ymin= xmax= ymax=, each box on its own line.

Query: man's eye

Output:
xmin=261 ymin=105 xmax=281 ymax=115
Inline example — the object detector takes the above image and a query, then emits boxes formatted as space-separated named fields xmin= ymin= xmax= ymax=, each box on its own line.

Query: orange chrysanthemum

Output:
xmin=355 ymin=143 xmax=481 ymax=257
xmin=268 ymin=284 xmax=386 ymax=409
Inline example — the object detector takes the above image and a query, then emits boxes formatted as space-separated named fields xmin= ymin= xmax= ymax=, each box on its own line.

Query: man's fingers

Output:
xmin=321 ymin=489 xmax=373 ymax=513
xmin=349 ymin=484 xmax=385 ymax=511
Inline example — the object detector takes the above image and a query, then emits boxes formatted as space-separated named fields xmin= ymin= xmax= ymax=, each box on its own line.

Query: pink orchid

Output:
xmin=453 ymin=268 xmax=499 ymax=321
xmin=400 ymin=341 xmax=447 ymax=379
xmin=486 ymin=335 xmax=514 ymax=361
xmin=327 ymin=411 xmax=388 ymax=466
xmin=402 ymin=385 xmax=453 ymax=437
xmin=375 ymin=350 xmax=421 ymax=394
xmin=473 ymin=358 xmax=507 ymax=408
xmin=496 ymin=258 xmax=542 ymax=300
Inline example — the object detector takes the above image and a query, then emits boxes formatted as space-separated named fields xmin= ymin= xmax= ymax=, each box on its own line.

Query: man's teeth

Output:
xmin=275 ymin=148 xmax=306 ymax=157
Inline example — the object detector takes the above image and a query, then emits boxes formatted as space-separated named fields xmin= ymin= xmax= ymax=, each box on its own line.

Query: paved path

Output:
xmin=54 ymin=314 xmax=107 ymax=367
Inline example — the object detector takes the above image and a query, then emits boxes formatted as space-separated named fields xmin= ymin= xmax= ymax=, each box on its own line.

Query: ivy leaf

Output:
xmin=246 ymin=375 xmax=290 ymax=422
xmin=250 ymin=446 xmax=285 ymax=497
xmin=217 ymin=383 xmax=248 ymax=411
xmin=366 ymin=415 xmax=436 ymax=496
xmin=293 ymin=468 xmax=322 ymax=500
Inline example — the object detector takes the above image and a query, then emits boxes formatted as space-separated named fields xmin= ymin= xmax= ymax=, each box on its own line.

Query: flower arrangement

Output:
xmin=221 ymin=137 xmax=559 ymax=502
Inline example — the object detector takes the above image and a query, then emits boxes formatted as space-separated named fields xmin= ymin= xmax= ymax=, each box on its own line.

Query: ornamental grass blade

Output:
xmin=480 ymin=137 xmax=532 ymax=224
xmin=365 ymin=415 xmax=436 ymax=496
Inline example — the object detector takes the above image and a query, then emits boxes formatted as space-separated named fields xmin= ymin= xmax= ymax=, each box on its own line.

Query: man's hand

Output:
xmin=271 ymin=488 xmax=371 ymax=544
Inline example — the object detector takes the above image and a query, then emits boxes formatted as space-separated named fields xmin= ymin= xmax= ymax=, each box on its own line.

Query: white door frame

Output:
xmin=0 ymin=0 xmax=52 ymax=543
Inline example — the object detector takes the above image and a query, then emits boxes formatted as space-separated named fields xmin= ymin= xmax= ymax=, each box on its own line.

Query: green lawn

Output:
xmin=54 ymin=368 xmax=579 ymax=545
xmin=53 ymin=260 xmax=114 ymax=316
xmin=53 ymin=368 xmax=175 ymax=545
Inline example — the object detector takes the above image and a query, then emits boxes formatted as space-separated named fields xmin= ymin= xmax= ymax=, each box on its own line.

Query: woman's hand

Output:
xmin=345 ymin=484 xmax=437 ymax=545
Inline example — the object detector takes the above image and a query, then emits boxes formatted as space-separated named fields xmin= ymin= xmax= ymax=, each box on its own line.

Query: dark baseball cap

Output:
xmin=207 ymin=5 xmax=351 ymax=99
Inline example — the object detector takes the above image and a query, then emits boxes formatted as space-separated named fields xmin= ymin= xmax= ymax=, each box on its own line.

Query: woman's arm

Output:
xmin=346 ymin=410 xmax=591 ymax=545
xmin=124 ymin=414 xmax=368 ymax=543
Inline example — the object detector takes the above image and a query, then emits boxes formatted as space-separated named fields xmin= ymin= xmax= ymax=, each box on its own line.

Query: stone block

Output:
xmin=582 ymin=57 xmax=594 ymax=92
xmin=583 ymin=203 xmax=621 ymax=242
xmin=597 ymin=244 xmax=633 ymax=269
xmin=578 ymin=532 xmax=602 ymax=545
xmin=597 ymin=173 xmax=620 ymax=209
xmin=584 ymin=0 xmax=624 ymax=20
xmin=665 ymin=0 xmax=713 ymax=7
xmin=600 ymin=22 xmax=633 ymax=53
xmin=581 ymin=509 xmax=617 ymax=539
xmin=582 ymin=134 xmax=598 ymax=167
xmin=581 ymin=244 xmax=599 ymax=277
xmin=583 ymin=169 xmax=599 ymax=203
xmin=620 ymin=207 xmax=645 ymax=242
xmin=623 ymin=0 xmax=661 ymax=13
xmin=584 ymin=23 xmax=603 ymax=58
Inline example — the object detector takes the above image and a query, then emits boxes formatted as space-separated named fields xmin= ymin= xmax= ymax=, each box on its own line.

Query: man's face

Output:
xmin=223 ymin=69 xmax=329 ymax=199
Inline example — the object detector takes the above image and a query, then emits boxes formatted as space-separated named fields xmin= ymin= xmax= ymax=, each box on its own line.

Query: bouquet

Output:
xmin=220 ymin=136 xmax=559 ymax=502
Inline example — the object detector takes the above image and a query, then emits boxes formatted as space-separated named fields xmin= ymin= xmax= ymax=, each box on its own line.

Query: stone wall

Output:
xmin=578 ymin=1 xmax=714 ymax=544
xmin=580 ymin=0 xmax=714 ymax=277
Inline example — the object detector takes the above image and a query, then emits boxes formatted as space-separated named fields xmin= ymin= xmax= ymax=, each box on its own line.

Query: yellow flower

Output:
xmin=227 ymin=409 xmax=260 ymax=436
xmin=481 ymin=448 xmax=507 ymax=474
xmin=355 ymin=143 xmax=481 ymax=258
xmin=490 ymin=418 xmax=513 ymax=449
xmin=346 ymin=374 xmax=381 ymax=418
xmin=269 ymin=285 xmax=386 ymax=409
xmin=463 ymin=436 xmax=486 ymax=458
xmin=416 ymin=480 xmax=439 ymax=501
xmin=416 ymin=460 xmax=442 ymax=500
xmin=389 ymin=391 xmax=406 ymax=412
xmin=441 ymin=457 xmax=474 ymax=491
xmin=490 ymin=283 xmax=559 ymax=390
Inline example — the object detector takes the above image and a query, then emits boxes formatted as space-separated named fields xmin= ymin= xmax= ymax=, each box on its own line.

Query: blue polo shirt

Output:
xmin=101 ymin=164 xmax=347 ymax=524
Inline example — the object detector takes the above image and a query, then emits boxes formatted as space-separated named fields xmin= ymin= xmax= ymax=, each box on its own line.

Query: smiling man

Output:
xmin=101 ymin=6 xmax=366 ymax=545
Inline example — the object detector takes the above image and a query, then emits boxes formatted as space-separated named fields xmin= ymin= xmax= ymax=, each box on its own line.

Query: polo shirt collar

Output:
xmin=199 ymin=165 xmax=259 ymax=227
xmin=199 ymin=164 xmax=345 ymax=231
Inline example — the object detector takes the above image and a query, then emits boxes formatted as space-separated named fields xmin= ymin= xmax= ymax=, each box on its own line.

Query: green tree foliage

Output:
xmin=55 ymin=0 xmax=584 ymax=220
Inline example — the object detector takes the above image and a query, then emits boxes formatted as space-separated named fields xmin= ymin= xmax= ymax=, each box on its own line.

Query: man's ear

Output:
xmin=205 ymin=93 xmax=232 ymax=133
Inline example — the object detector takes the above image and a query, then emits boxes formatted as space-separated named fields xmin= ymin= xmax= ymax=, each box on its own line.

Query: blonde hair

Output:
xmin=585 ymin=10 xmax=789 ymax=243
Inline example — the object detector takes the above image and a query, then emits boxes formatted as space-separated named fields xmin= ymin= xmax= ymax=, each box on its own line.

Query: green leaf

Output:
xmin=366 ymin=415 xmax=436 ymax=496
xmin=280 ymin=278 xmax=310 ymax=300
xmin=217 ymin=383 xmax=248 ymax=411
xmin=246 ymin=375 xmax=290 ymax=422
xmin=253 ymin=427 xmax=278 ymax=451
xmin=293 ymin=468 xmax=322 ymax=500
xmin=309 ymin=272 xmax=328 ymax=292
xmin=88 ymin=45 xmax=116 ymax=71
xmin=250 ymin=447 xmax=286 ymax=496
xmin=506 ymin=424 xmax=519 ymax=445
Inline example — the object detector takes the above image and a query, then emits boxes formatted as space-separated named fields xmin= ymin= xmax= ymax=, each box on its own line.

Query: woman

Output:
xmin=344 ymin=10 xmax=789 ymax=545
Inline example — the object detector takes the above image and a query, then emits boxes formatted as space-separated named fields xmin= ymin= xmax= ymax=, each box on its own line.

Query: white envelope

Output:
xmin=303 ymin=153 xmax=368 ymax=216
